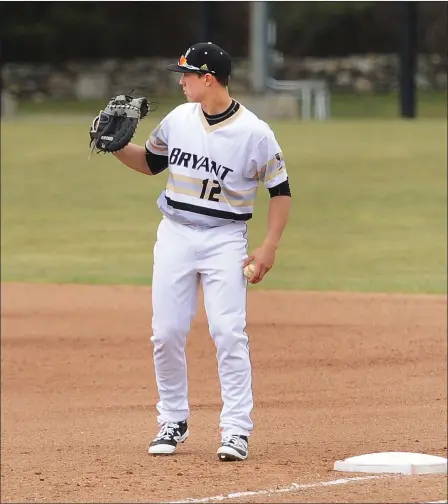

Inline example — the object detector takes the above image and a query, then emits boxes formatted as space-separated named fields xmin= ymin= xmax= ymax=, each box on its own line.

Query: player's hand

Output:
xmin=243 ymin=243 xmax=276 ymax=284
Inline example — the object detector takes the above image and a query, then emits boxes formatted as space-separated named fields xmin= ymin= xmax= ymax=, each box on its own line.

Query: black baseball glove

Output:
xmin=89 ymin=94 xmax=150 ymax=156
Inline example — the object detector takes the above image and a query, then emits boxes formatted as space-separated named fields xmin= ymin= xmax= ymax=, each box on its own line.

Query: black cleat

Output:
xmin=217 ymin=435 xmax=248 ymax=461
xmin=148 ymin=421 xmax=189 ymax=455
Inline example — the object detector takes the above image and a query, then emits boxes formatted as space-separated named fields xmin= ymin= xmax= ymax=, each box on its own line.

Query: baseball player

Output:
xmin=112 ymin=42 xmax=291 ymax=461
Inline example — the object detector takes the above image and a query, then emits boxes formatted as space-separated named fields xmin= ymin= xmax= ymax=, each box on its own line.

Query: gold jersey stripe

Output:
xmin=255 ymin=153 xmax=286 ymax=182
xmin=169 ymin=172 xmax=257 ymax=202
xmin=166 ymin=182 xmax=198 ymax=198
xmin=264 ymin=166 xmax=286 ymax=183
xmin=166 ymin=184 xmax=255 ymax=208
xmin=167 ymin=174 xmax=256 ymax=208
xmin=149 ymin=141 xmax=168 ymax=153
xmin=152 ymin=136 xmax=167 ymax=147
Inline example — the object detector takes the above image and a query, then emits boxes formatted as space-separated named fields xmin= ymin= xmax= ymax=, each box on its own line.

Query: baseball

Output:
xmin=243 ymin=264 xmax=255 ymax=279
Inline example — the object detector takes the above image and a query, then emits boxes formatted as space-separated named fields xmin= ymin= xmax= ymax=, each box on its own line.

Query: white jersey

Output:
xmin=146 ymin=102 xmax=288 ymax=227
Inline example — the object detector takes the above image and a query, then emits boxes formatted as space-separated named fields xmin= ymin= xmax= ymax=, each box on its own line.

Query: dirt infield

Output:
xmin=1 ymin=283 xmax=447 ymax=503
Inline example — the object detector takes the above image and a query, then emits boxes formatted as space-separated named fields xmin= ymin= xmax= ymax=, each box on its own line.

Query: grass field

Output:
xmin=15 ymin=91 xmax=448 ymax=120
xmin=1 ymin=94 xmax=447 ymax=293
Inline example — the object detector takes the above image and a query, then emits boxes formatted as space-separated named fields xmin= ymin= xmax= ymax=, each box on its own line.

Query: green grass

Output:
xmin=330 ymin=91 xmax=447 ymax=118
xmin=1 ymin=111 xmax=447 ymax=293
xmin=16 ymin=91 xmax=448 ymax=119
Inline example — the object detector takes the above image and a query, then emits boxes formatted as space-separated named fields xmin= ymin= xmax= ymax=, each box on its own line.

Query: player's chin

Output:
xmin=184 ymin=93 xmax=200 ymax=103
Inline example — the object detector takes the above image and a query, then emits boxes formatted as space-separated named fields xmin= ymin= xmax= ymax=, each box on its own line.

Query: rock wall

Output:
xmin=2 ymin=54 xmax=446 ymax=101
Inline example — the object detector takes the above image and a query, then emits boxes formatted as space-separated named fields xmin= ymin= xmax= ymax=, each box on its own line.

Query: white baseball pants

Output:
xmin=150 ymin=216 xmax=253 ymax=438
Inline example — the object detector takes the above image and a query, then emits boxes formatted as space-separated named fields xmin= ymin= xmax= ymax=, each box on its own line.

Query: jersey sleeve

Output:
xmin=247 ymin=131 xmax=288 ymax=189
xmin=146 ymin=117 xmax=169 ymax=156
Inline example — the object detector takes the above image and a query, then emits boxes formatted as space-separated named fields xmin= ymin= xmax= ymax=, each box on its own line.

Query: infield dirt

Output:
xmin=1 ymin=283 xmax=447 ymax=503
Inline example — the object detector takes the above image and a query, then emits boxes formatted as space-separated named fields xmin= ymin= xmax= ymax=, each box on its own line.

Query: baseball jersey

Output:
xmin=146 ymin=102 xmax=288 ymax=227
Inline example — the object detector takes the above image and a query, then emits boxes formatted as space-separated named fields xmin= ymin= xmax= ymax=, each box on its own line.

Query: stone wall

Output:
xmin=2 ymin=54 xmax=446 ymax=101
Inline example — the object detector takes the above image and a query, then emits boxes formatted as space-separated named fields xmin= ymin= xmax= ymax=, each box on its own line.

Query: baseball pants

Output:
xmin=150 ymin=216 xmax=254 ymax=438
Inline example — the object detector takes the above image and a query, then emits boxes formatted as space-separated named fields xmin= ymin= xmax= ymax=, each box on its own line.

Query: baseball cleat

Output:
xmin=217 ymin=435 xmax=248 ymax=461
xmin=148 ymin=421 xmax=189 ymax=455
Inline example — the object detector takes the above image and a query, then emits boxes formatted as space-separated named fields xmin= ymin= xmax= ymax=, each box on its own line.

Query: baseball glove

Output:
xmin=89 ymin=94 xmax=150 ymax=157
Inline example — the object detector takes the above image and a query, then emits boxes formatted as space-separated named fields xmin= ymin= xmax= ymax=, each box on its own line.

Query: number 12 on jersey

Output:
xmin=200 ymin=179 xmax=222 ymax=202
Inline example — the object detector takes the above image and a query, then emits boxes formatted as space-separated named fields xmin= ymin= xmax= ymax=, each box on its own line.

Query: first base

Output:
xmin=334 ymin=452 xmax=448 ymax=475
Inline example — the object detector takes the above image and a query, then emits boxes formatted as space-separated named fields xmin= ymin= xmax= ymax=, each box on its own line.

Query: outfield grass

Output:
xmin=16 ymin=91 xmax=448 ymax=119
xmin=1 ymin=111 xmax=447 ymax=293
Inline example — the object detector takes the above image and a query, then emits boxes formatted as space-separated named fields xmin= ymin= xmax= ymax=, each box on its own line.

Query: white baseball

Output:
xmin=243 ymin=264 xmax=255 ymax=279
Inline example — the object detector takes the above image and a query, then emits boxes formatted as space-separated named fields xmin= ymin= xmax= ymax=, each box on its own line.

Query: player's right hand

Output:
xmin=243 ymin=243 xmax=276 ymax=284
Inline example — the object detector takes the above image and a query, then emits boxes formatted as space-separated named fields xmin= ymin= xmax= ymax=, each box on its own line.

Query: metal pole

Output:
xmin=399 ymin=1 xmax=417 ymax=118
xmin=198 ymin=1 xmax=211 ymax=41
xmin=250 ymin=1 xmax=268 ymax=93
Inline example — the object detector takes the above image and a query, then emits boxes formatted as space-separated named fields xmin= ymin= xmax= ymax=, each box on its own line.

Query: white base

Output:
xmin=334 ymin=452 xmax=448 ymax=475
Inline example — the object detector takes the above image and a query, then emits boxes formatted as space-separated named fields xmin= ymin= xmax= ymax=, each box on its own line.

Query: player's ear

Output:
xmin=204 ymin=73 xmax=214 ymax=87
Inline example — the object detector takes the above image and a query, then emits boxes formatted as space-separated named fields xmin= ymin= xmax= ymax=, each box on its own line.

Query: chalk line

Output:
xmin=165 ymin=474 xmax=390 ymax=503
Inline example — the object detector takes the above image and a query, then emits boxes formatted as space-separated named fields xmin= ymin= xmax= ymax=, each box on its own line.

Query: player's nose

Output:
xmin=179 ymin=74 xmax=185 ymax=86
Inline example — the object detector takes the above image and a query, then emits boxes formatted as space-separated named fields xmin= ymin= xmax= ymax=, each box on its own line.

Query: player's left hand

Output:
xmin=243 ymin=243 xmax=276 ymax=284
xmin=88 ymin=94 xmax=151 ymax=157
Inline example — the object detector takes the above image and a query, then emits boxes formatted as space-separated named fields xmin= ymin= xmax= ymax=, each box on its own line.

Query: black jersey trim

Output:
xmin=203 ymin=100 xmax=240 ymax=126
xmin=165 ymin=196 xmax=252 ymax=221
xmin=145 ymin=147 xmax=169 ymax=175
xmin=268 ymin=178 xmax=292 ymax=198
